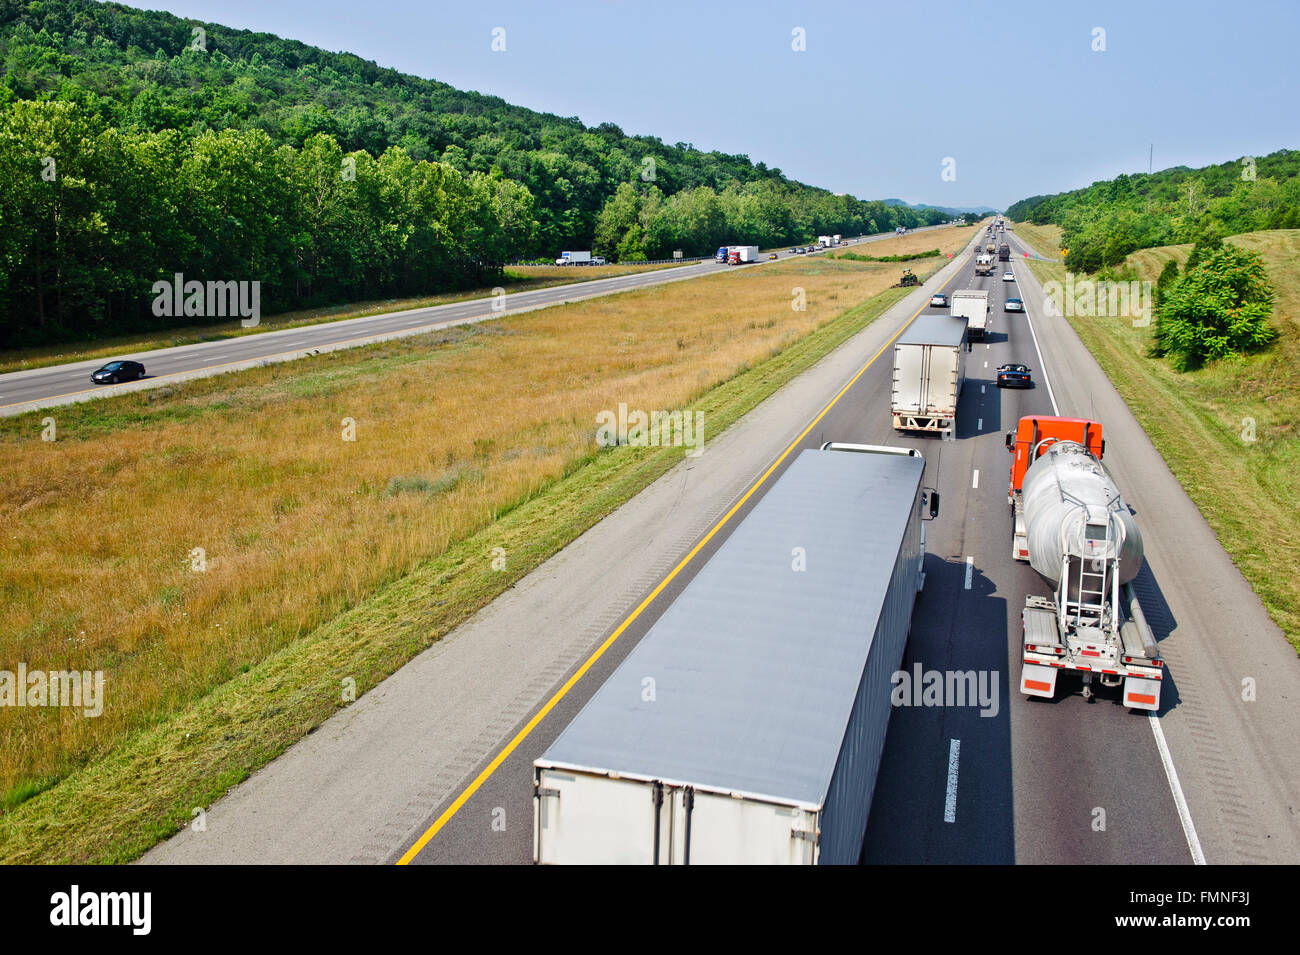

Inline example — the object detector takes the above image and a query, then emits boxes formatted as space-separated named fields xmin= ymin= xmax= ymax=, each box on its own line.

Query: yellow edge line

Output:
xmin=395 ymin=246 xmax=976 ymax=864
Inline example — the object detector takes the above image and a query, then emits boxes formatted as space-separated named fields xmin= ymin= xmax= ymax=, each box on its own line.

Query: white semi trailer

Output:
xmin=891 ymin=315 xmax=968 ymax=434
xmin=1006 ymin=415 xmax=1164 ymax=710
xmin=534 ymin=444 xmax=940 ymax=864
xmin=950 ymin=289 xmax=990 ymax=341
xmin=727 ymin=245 xmax=761 ymax=264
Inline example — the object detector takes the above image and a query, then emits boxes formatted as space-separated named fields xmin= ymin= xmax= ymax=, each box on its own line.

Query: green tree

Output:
xmin=1159 ymin=245 xmax=1276 ymax=371
xmin=1148 ymin=258 xmax=1181 ymax=357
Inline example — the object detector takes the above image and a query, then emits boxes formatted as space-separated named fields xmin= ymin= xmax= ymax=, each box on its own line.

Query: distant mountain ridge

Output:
xmin=883 ymin=199 xmax=999 ymax=216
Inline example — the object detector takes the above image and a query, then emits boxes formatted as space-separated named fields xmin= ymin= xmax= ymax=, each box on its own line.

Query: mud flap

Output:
xmin=1020 ymin=663 xmax=1057 ymax=699
xmin=1122 ymin=675 xmax=1161 ymax=712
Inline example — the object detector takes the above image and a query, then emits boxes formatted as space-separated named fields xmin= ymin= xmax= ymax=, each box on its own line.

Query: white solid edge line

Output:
xmin=1016 ymin=231 xmax=1204 ymax=865
xmin=1148 ymin=711 xmax=1207 ymax=864
xmin=944 ymin=739 xmax=961 ymax=823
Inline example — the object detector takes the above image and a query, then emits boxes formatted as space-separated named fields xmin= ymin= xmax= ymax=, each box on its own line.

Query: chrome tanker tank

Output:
xmin=1021 ymin=440 xmax=1143 ymax=585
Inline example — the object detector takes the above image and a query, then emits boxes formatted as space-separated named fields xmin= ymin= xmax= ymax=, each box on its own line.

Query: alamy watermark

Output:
xmin=595 ymin=403 xmax=704 ymax=457
xmin=1041 ymin=273 xmax=1152 ymax=327
xmin=891 ymin=664 xmax=999 ymax=718
xmin=1 ymin=664 xmax=104 ymax=717
xmin=152 ymin=273 xmax=261 ymax=327
xmin=49 ymin=885 xmax=150 ymax=935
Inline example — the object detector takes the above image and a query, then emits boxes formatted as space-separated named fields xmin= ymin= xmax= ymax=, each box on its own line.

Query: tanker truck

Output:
xmin=1005 ymin=415 xmax=1164 ymax=711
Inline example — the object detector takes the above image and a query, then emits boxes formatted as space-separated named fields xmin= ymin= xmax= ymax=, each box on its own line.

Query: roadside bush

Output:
xmin=1148 ymin=259 xmax=1181 ymax=357
xmin=1159 ymin=245 xmax=1276 ymax=371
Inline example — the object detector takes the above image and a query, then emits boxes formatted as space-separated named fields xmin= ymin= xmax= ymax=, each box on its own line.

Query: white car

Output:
xmin=1002 ymin=271 xmax=1016 ymax=282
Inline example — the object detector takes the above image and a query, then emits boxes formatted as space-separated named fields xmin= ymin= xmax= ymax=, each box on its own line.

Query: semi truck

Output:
xmin=727 ymin=245 xmax=760 ymax=264
xmin=998 ymin=242 xmax=1011 ymax=261
xmin=556 ymin=251 xmax=592 ymax=266
xmin=984 ymin=240 xmax=997 ymax=255
xmin=975 ymin=253 xmax=995 ymax=276
xmin=817 ymin=235 xmax=840 ymax=248
xmin=891 ymin=315 xmax=968 ymax=434
xmin=950 ymin=289 xmax=991 ymax=341
xmin=533 ymin=443 xmax=940 ymax=864
xmin=1005 ymin=416 xmax=1164 ymax=710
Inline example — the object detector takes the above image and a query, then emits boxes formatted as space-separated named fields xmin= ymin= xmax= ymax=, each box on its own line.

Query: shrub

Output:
xmin=1159 ymin=245 xmax=1276 ymax=371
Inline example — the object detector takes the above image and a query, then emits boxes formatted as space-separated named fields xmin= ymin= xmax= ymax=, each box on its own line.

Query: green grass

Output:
xmin=831 ymin=249 xmax=941 ymax=263
xmin=1015 ymin=223 xmax=1300 ymax=653
xmin=0 ymin=273 xmax=924 ymax=863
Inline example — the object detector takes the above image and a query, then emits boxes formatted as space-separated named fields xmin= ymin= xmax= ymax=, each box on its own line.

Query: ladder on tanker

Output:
xmin=1072 ymin=517 xmax=1113 ymax=629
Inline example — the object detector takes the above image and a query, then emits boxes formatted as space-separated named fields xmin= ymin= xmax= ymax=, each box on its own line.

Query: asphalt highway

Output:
xmin=143 ymin=226 xmax=1300 ymax=865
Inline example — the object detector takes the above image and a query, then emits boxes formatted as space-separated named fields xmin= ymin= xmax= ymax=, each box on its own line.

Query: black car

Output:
xmin=1004 ymin=297 xmax=1024 ymax=312
xmin=91 ymin=360 xmax=146 ymax=384
xmin=996 ymin=363 xmax=1032 ymax=388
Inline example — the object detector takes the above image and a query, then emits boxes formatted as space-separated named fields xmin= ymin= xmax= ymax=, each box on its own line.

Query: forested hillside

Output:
xmin=1007 ymin=150 xmax=1300 ymax=273
xmin=0 ymin=0 xmax=947 ymax=344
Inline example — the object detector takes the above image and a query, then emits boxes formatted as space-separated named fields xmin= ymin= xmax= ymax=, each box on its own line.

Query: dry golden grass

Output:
xmin=0 ymin=226 xmax=978 ymax=800
xmin=832 ymin=227 xmax=976 ymax=260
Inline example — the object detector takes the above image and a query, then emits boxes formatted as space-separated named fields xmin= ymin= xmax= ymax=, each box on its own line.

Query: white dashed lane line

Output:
xmin=944 ymin=739 xmax=961 ymax=823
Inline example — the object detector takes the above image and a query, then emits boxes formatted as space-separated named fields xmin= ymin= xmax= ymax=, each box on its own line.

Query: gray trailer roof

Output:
xmin=537 ymin=448 xmax=923 ymax=808
xmin=897 ymin=314 xmax=968 ymax=348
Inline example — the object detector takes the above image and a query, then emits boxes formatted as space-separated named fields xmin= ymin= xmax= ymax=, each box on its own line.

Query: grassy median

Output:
xmin=0 ymin=225 xmax=978 ymax=862
xmin=1016 ymin=223 xmax=1300 ymax=652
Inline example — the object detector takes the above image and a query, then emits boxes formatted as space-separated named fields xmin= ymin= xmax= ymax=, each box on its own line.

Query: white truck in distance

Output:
xmin=556 ymin=251 xmax=596 ymax=266
xmin=891 ymin=315 xmax=968 ymax=434
xmin=951 ymin=289 xmax=991 ymax=341
xmin=727 ymin=245 xmax=760 ymax=264
xmin=975 ymin=253 xmax=995 ymax=277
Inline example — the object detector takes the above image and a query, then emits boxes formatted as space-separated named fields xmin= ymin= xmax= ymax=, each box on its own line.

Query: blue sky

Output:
xmin=141 ymin=0 xmax=1300 ymax=210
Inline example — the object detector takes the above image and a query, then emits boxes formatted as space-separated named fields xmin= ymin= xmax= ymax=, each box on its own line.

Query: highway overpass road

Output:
xmin=143 ymin=226 xmax=1300 ymax=866
xmin=0 ymin=226 xmax=943 ymax=417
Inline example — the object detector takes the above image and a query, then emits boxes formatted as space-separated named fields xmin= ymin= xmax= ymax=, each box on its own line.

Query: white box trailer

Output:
xmin=951 ymin=289 xmax=991 ymax=341
xmin=534 ymin=445 xmax=938 ymax=864
xmin=556 ymin=250 xmax=592 ymax=265
xmin=891 ymin=315 xmax=968 ymax=433
xmin=728 ymin=245 xmax=760 ymax=264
